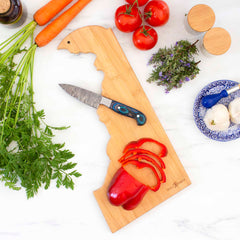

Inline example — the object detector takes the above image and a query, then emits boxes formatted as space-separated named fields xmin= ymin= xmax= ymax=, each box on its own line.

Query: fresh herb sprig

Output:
xmin=0 ymin=23 xmax=81 ymax=198
xmin=147 ymin=40 xmax=200 ymax=93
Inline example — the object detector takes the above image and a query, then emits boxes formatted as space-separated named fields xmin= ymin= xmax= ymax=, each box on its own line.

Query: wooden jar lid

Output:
xmin=203 ymin=27 xmax=231 ymax=55
xmin=0 ymin=0 xmax=11 ymax=14
xmin=187 ymin=4 xmax=215 ymax=32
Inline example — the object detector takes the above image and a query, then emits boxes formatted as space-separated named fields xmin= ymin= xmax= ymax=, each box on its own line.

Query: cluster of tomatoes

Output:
xmin=115 ymin=0 xmax=169 ymax=50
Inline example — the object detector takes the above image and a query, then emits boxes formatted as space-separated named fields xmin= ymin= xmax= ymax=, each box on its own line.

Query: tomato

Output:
xmin=126 ymin=0 xmax=149 ymax=7
xmin=144 ymin=0 xmax=169 ymax=27
xmin=132 ymin=25 xmax=158 ymax=50
xmin=115 ymin=4 xmax=142 ymax=33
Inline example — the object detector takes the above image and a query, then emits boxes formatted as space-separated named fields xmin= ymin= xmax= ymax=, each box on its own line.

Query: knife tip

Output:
xmin=59 ymin=83 xmax=66 ymax=89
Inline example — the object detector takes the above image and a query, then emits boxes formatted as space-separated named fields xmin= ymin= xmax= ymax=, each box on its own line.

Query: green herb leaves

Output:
xmin=0 ymin=22 xmax=81 ymax=198
xmin=147 ymin=40 xmax=200 ymax=92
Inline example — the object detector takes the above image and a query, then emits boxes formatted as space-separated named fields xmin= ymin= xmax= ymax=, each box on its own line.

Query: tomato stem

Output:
xmin=140 ymin=26 xmax=153 ymax=40
xmin=118 ymin=11 xmax=134 ymax=17
xmin=132 ymin=0 xmax=139 ymax=7
xmin=126 ymin=3 xmax=134 ymax=14
xmin=118 ymin=3 xmax=137 ymax=16
xmin=144 ymin=11 xmax=152 ymax=20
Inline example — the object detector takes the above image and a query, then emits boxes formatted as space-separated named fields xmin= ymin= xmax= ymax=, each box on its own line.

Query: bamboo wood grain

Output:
xmin=187 ymin=4 xmax=215 ymax=32
xmin=58 ymin=26 xmax=191 ymax=233
xmin=203 ymin=27 xmax=231 ymax=55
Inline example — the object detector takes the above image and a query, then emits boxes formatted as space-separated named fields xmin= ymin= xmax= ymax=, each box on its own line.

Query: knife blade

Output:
xmin=59 ymin=84 xmax=146 ymax=126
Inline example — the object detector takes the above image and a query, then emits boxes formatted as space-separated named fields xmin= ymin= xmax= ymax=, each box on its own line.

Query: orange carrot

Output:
xmin=34 ymin=0 xmax=74 ymax=26
xmin=35 ymin=0 xmax=92 ymax=47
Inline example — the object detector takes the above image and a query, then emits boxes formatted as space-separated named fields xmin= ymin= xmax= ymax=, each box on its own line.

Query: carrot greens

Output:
xmin=0 ymin=0 xmax=91 ymax=198
xmin=0 ymin=24 xmax=81 ymax=199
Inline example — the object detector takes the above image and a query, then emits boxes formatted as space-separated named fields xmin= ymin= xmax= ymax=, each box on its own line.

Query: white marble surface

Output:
xmin=0 ymin=0 xmax=240 ymax=239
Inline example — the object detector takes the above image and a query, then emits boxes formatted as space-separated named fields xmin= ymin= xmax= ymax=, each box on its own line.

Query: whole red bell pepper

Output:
xmin=122 ymin=184 xmax=149 ymax=210
xmin=107 ymin=167 xmax=149 ymax=208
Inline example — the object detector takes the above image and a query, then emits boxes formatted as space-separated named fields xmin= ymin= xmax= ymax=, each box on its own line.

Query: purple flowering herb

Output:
xmin=147 ymin=60 xmax=152 ymax=66
xmin=148 ymin=56 xmax=154 ymax=65
xmin=165 ymin=89 xmax=169 ymax=94
xmin=147 ymin=40 xmax=200 ymax=93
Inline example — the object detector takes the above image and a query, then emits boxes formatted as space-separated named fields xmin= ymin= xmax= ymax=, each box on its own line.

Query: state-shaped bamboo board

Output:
xmin=58 ymin=26 xmax=191 ymax=233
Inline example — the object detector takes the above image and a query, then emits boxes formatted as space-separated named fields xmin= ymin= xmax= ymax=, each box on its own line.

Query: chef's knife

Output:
xmin=59 ymin=84 xmax=146 ymax=126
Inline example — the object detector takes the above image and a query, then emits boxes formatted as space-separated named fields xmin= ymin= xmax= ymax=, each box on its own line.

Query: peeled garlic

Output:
xmin=204 ymin=104 xmax=230 ymax=131
xmin=229 ymin=97 xmax=240 ymax=124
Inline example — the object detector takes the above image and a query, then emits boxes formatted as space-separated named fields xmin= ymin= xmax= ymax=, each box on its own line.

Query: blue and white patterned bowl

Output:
xmin=193 ymin=80 xmax=240 ymax=141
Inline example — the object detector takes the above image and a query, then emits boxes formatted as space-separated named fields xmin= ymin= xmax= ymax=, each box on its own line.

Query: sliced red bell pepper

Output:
xmin=107 ymin=138 xmax=168 ymax=210
xmin=122 ymin=160 xmax=161 ymax=192
xmin=120 ymin=154 xmax=166 ymax=183
xmin=123 ymin=138 xmax=167 ymax=157
xmin=119 ymin=148 xmax=166 ymax=169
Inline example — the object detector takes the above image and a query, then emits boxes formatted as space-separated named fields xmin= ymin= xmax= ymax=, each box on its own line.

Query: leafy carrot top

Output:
xmin=0 ymin=21 xmax=81 ymax=198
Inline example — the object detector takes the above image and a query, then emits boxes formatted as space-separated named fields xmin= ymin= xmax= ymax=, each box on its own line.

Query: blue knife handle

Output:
xmin=110 ymin=100 xmax=146 ymax=126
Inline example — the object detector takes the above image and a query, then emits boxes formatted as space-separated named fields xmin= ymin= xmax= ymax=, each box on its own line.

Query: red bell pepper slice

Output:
xmin=123 ymin=138 xmax=167 ymax=157
xmin=119 ymin=148 xmax=166 ymax=169
xmin=120 ymin=154 xmax=166 ymax=183
xmin=122 ymin=160 xmax=161 ymax=192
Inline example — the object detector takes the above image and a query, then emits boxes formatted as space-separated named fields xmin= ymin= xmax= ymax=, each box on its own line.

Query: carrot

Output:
xmin=34 ymin=0 xmax=74 ymax=26
xmin=35 ymin=0 xmax=92 ymax=47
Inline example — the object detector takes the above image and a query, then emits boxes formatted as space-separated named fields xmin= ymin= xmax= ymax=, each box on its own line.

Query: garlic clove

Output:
xmin=204 ymin=104 xmax=230 ymax=131
xmin=229 ymin=97 xmax=240 ymax=124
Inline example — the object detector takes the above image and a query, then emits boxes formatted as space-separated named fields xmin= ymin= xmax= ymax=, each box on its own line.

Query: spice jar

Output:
xmin=203 ymin=27 xmax=231 ymax=55
xmin=0 ymin=0 xmax=22 ymax=24
xmin=187 ymin=4 xmax=215 ymax=33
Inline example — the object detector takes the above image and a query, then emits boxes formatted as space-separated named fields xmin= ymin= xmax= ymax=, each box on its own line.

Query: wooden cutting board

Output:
xmin=58 ymin=26 xmax=191 ymax=233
